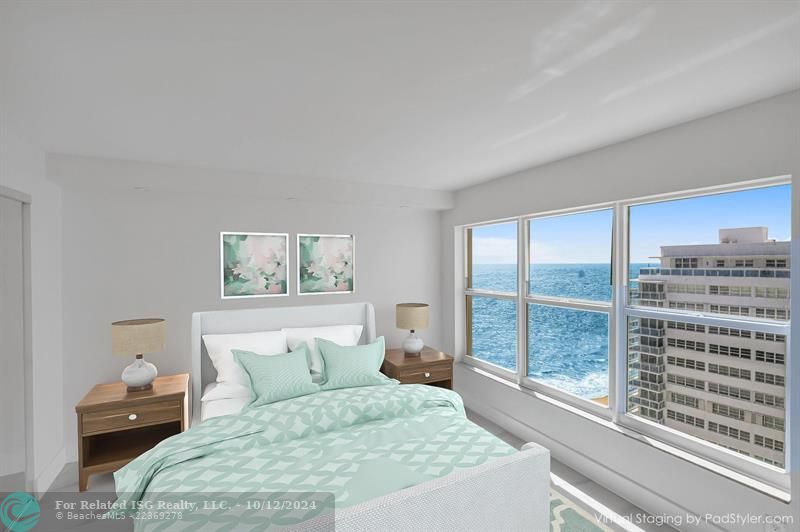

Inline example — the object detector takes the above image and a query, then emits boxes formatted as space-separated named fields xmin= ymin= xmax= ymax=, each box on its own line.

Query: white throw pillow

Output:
xmin=202 ymin=330 xmax=288 ymax=399
xmin=282 ymin=325 xmax=364 ymax=376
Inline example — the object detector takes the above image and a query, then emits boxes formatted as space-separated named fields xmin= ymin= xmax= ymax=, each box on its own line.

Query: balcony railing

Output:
xmin=630 ymin=344 xmax=666 ymax=355
xmin=629 ymin=378 xmax=665 ymax=392
xmin=629 ymin=395 xmax=665 ymax=410
xmin=638 ymin=268 xmax=790 ymax=278
xmin=629 ymin=361 xmax=666 ymax=373
xmin=637 ymin=291 xmax=666 ymax=300
xmin=636 ymin=326 xmax=666 ymax=337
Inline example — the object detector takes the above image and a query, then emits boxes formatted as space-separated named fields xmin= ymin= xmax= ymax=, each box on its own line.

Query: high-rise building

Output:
xmin=629 ymin=227 xmax=789 ymax=468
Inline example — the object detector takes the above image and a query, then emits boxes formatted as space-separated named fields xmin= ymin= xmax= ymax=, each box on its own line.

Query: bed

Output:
xmin=112 ymin=302 xmax=550 ymax=531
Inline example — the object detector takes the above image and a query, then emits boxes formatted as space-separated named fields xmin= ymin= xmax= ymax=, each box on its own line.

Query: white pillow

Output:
xmin=282 ymin=325 xmax=364 ymax=376
xmin=202 ymin=330 xmax=288 ymax=399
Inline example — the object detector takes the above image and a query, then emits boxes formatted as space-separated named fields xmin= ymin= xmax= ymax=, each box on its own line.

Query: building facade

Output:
xmin=629 ymin=227 xmax=790 ymax=468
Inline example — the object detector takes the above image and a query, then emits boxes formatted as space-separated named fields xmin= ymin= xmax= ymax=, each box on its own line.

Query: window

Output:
xmin=754 ymin=287 xmax=788 ymax=298
xmin=708 ymin=382 xmax=751 ymax=401
xmin=668 ymin=284 xmax=706 ymax=294
xmin=670 ymin=391 xmax=700 ymax=409
xmin=709 ymin=304 xmax=750 ymax=317
xmin=755 ymin=372 xmax=785 ymax=387
xmin=462 ymin=179 xmax=792 ymax=488
xmin=754 ymin=435 xmax=784 ymax=452
xmin=626 ymin=183 xmax=790 ymax=479
xmin=765 ymin=259 xmax=788 ymax=268
xmin=708 ymin=326 xmax=750 ymax=338
xmin=754 ymin=332 xmax=786 ymax=343
xmin=708 ymin=363 xmax=751 ymax=380
xmin=668 ymin=321 xmax=705 ymax=333
xmin=674 ymin=258 xmax=699 ymax=268
xmin=667 ymin=409 xmax=704 ymax=428
xmin=754 ymin=308 xmax=789 ymax=320
xmin=667 ymin=373 xmax=705 ymax=390
xmin=761 ymin=415 xmax=785 ymax=431
xmin=708 ymin=422 xmax=750 ymax=442
xmin=667 ymin=356 xmax=705 ymax=371
xmin=755 ymin=350 xmax=784 ymax=365
xmin=712 ymin=403 xmax=747 ymax=421
xmin=667 ymin=338 xmax=706 ymax=352
xmin=526 ymin=209 xmax=613 ymax=403
xmin=465 ymin=222 xmax=518 ymax=371
xmin=708 ymin=343 xmax=751 ymax=359
xmin=754 ymin=392 xmax=785 ymax=409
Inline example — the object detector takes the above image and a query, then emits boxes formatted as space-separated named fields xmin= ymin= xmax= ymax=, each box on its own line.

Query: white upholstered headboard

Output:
xmin=190 ymin=302 xmax=376 ymax=425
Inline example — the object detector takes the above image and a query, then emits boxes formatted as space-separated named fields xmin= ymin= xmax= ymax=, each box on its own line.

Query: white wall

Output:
xmin=57 ymin=166 xmax=444 ymax=461
xmin=0 ymin=129 xmax=66 ymax=492
xmin=0 ymin=195 xmax=26 ymax=477
xmin=1 ymin=4 xmax=67 ymax=490
xmin=441 ymin=90 xmax=800 ymax=530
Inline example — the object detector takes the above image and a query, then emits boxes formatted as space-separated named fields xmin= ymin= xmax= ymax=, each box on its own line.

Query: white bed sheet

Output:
xmin=200 ymin=372 xmax=325 ymax=423
xmin=200 ymin=383 xmax=249 ymax=422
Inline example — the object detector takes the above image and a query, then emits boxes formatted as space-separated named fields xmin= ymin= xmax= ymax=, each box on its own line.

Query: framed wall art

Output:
xmin=297 ymin=234 xmax=355 ymax=295
xmin=220 ymin=232 xmax=289 ymax=299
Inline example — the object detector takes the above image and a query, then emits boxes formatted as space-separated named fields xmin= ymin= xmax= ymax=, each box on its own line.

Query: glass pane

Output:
xmin=468 ymin=296 xmax=517 ymax=371
xmin=627 ymin=317 xmax=786 ymax=469
xmin=468 ymin=221 xmax=517 ymax=292
xmin=628 ymin=184 xmax=791 ymax=322
xmin=529 ymin=209 xmax=613 ymax=302
xmin=527 ymin=304 xmax=609 ymax=403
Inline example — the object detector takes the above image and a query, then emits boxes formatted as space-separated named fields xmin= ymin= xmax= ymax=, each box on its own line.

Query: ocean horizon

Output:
xmin=470 ymin=262 xmax=655 ymax=399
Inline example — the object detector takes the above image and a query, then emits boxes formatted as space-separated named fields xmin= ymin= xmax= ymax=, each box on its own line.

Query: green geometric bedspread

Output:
xmin=112 ymin=384 xmax=516 ymax=530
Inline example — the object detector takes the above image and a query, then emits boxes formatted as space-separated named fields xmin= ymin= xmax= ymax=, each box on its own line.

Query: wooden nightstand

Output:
xmin=381 ymin=346 xmax=454 ymax=389
xmin=75 ymin=373 xmax=189 ymax=491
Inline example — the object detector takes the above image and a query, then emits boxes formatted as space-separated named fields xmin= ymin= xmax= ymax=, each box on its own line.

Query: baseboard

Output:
xmin=464 ymin=399 xmax=719 ymax=532
xmin=34 ymin=447 xmax=66 ymax=494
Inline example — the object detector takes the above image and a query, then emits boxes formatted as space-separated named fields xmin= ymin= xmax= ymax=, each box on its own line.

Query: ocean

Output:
xmin=470 ymin=263 xmax=653 ymax=399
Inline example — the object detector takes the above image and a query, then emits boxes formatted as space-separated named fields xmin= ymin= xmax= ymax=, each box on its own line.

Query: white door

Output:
xmin=0 ymin=195 xmax=26 ymax=483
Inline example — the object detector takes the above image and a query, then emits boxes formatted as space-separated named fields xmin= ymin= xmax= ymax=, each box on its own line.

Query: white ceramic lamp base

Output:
xmin=402 ymin=331 xmax=424 ymax=355
xmin=122 ymin=355 xmax=158 ymax=392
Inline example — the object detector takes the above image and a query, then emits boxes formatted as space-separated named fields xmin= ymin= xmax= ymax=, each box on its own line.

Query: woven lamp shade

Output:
xmin=396 ymin=303 xmax=429 ymax=330
xmin=112 ymin=318 xmax=166 ymax=356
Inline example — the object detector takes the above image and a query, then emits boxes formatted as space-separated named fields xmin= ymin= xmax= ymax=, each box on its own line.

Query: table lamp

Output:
xmin=396 ymin=303 xmax=429 ymax=355
xmin=112 ymin=318 xmax=165 ymax=392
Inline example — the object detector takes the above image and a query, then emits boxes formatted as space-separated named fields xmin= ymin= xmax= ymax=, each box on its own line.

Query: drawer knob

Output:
xmin=128 ymin=414 xmax=137 ymax=421
xmin=424 ymin=372 xmax=431 ymax=378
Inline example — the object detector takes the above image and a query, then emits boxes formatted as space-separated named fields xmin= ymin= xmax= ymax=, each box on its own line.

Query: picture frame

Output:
xmin=220 ymin=232 xmax=289 ymax=299
xmin=297 ymin=233 xmax=355 ymax=295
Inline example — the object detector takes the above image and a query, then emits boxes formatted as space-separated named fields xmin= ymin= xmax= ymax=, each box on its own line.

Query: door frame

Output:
xmin=0 ymin=185 xmax=33 ymax=491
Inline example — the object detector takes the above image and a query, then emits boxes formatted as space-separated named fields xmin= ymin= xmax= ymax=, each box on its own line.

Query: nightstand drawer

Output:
xmin=397 ymin=364 xmax=452 ymax=384
xmin=82 ymin=401 xmax=181 ymax=434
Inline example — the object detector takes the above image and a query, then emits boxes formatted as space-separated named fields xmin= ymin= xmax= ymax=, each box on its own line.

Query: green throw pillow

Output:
xmin=233 ymin=346 xmax=320 ymax=407
xmin=317 ymin=336 xmax=395 ymax=390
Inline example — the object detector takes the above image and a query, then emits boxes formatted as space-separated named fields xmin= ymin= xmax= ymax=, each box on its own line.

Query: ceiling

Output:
xmin=4 ymin=1 xmax=800 ymax=191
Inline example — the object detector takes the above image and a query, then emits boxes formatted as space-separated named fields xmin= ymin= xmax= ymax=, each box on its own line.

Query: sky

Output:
xmin=472 ymin=184 xmax=792 ymax=264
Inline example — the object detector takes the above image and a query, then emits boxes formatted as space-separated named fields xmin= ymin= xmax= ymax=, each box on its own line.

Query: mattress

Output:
xmin=114 ymin=383 xmax=517 ymax=531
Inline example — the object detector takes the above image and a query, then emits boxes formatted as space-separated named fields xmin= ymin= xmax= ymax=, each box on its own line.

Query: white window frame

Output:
xmin=520 ymin=205 xmax=616 ymax=419
xmin=463 ymin=218 xmax=521 ymax=381
xmin=460 ymin=174 xmax=793 ymax=493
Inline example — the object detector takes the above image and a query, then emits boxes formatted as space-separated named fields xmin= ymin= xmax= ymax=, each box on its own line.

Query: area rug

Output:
xmin=550 ymin=486 xmax=616 ymax=532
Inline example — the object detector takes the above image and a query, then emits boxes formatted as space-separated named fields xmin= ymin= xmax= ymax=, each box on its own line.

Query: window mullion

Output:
xmin=612 ymin=202 xmax=628 ymax=422
xmin=525 ymin=295 xmax=611 ymax=313
xmin=517 ymin=218 xmax=528 ymax=384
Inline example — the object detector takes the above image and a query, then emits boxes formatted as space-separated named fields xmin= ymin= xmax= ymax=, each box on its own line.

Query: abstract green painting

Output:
xmin=297 ymin=234 xmax=354 ymax=294
xmin=221 ymin=232 xmax=288 ymax=298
